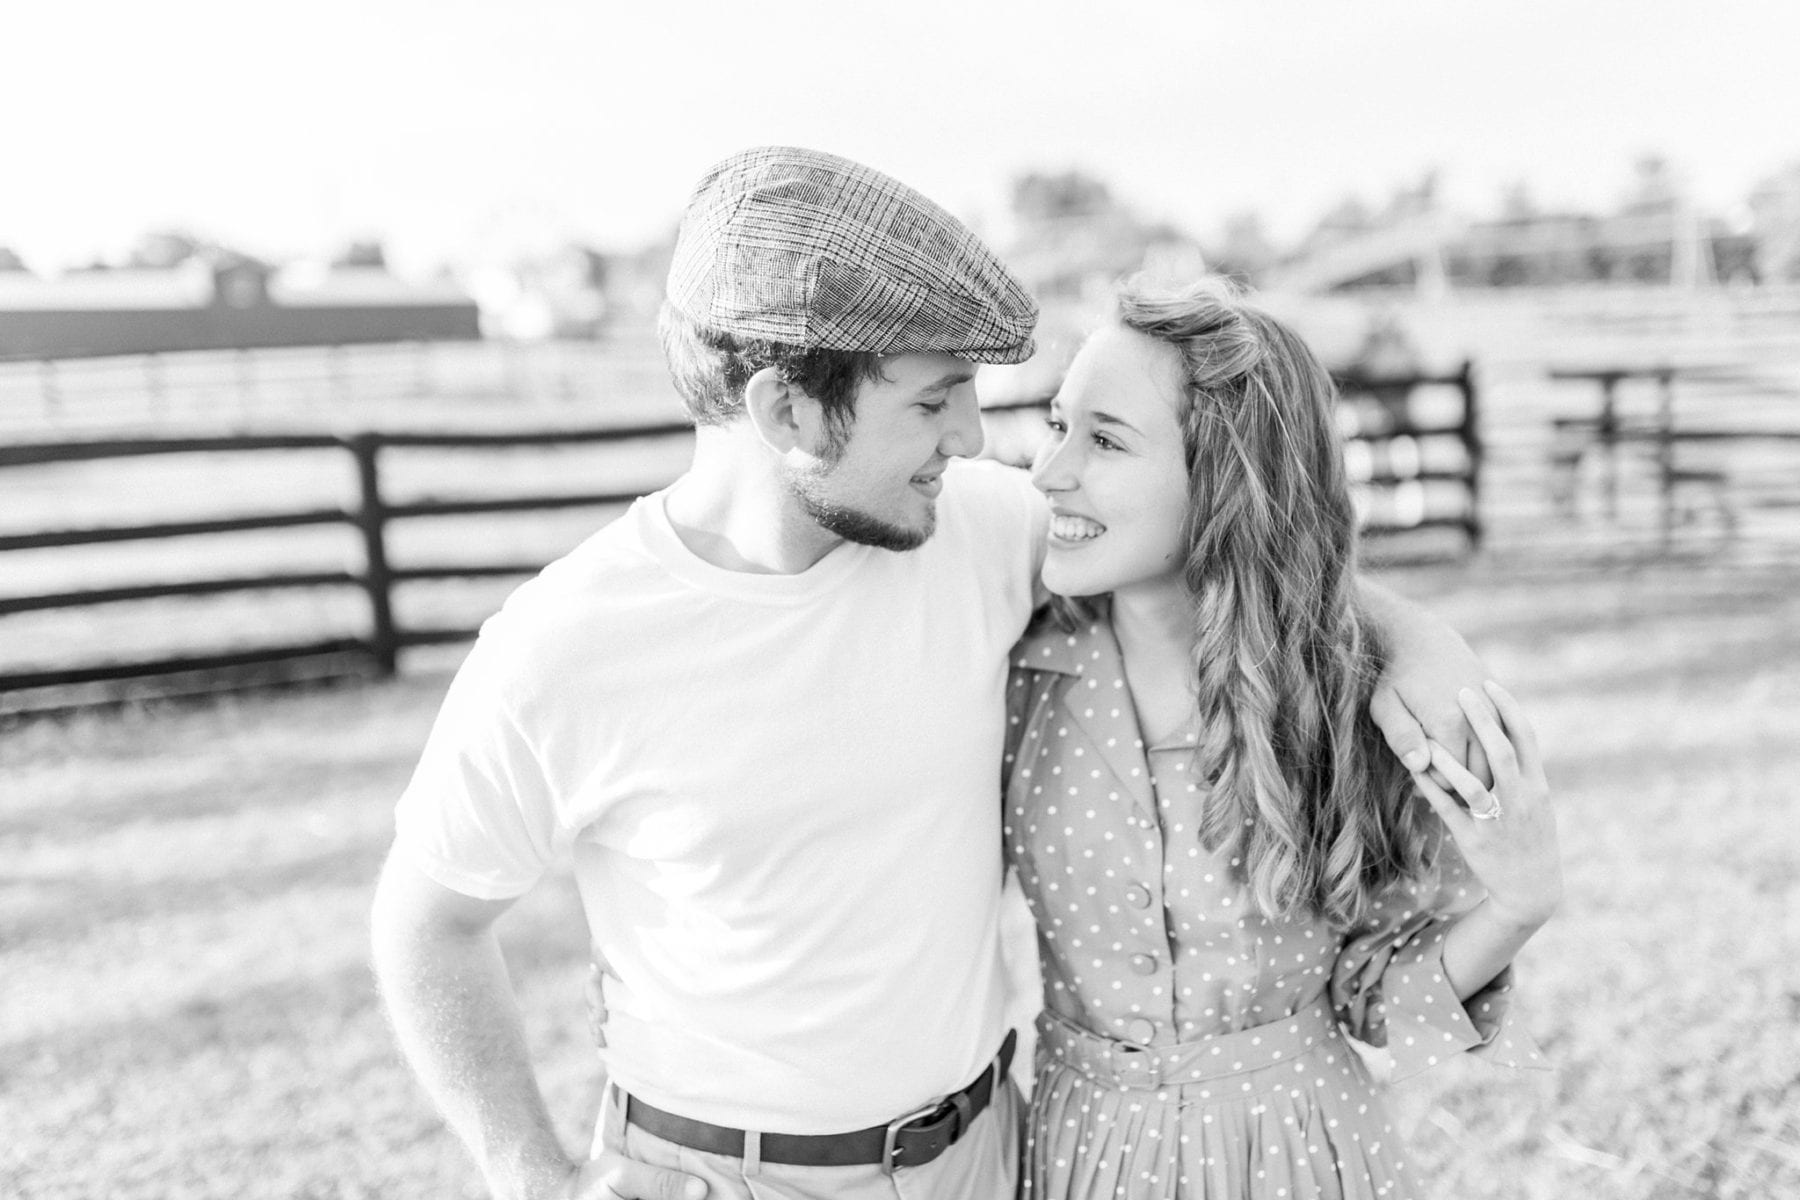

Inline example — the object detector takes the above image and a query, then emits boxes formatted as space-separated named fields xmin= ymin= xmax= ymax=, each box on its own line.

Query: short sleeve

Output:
xmin=392 ymin=633 xmax=564 ymax=900
xmin=1330 ymin=846 xmax=1549 ymax=1081
xmin=953 ymin=460 xmax=1047 ymax=619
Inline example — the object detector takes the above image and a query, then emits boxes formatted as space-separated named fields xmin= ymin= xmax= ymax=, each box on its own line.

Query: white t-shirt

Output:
xmin=395 ymin=458 xmax=1047 ymax=1134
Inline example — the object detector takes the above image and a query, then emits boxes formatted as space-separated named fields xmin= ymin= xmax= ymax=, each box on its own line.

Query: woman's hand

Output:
xmin=584 ymin=961 xmax=610 ymax=1049
xmin=1411 ymin=681 xmax=1563 ymax=931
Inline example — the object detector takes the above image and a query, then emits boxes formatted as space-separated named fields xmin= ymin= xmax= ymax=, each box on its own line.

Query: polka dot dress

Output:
xmin=1002 ymin=614 xmax=1547 ymax=1200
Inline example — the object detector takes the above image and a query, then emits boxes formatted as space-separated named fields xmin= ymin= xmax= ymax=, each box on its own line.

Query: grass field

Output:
xmin=4 ymin=556 xmax=1798 ymax=1199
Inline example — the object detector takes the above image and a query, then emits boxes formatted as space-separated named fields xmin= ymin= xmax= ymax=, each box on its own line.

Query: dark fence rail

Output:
xmin=0 ymin=424 xmax=691 ymax=701
xmin=0 ymin=367 xmax=1479 ymax=704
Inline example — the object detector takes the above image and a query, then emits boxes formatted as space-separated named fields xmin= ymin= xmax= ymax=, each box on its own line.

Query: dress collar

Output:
xmin=1009 ymin=604 xmax=1110 ymax=676
xmin=1011 ymin=601 xmax=1163 ymax=818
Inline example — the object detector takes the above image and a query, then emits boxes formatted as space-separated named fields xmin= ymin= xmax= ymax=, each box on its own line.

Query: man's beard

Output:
xmin=784 ymin=461 xmax=935 ymax=552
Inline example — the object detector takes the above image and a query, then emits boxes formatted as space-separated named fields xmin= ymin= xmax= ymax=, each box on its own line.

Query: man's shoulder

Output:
xmin=472 ymin=505 xmax=669 ymax=668
xmin=943 ymin=457 xmax=1036 ymax=505
xmin=937 ymin=459 xmax=1040 ymax=542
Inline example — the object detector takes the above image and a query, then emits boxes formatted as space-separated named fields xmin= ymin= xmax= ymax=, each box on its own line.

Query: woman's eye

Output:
xmin=1093 ymin=432 xmax=1122 ymax=451
xmin=1044 ymin=417 xmax=1067 ymax=433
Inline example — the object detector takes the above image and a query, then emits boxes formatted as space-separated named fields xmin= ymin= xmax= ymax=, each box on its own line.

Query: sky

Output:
xmin=5 ymin=0 xmax=1800 ymax=276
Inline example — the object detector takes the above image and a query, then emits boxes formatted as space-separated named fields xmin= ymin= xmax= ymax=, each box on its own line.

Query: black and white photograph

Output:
xmin=4 ymin=3 xmax=1798 ymax=1197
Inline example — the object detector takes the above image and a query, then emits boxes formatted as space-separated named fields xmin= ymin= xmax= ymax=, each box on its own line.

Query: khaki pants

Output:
xmin=595 ymin=1078 xmax=1021 ymax=1200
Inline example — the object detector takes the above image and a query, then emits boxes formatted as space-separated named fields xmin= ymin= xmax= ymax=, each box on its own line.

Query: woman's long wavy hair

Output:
xmin=1105 ymin=277 xmax=1435 ymax=930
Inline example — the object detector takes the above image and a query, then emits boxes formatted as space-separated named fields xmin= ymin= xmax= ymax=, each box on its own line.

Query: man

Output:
xmin=371 ymin=146 xmax=1492 ymax=1200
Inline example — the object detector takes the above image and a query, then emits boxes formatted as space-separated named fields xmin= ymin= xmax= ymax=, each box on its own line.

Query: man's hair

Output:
xmin=658 ymin=302 xmax=887 ymax=453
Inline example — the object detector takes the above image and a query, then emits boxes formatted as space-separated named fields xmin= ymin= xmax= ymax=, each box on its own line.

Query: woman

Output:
xmin=1005 ymin=278 xmax=1561 ymax=1199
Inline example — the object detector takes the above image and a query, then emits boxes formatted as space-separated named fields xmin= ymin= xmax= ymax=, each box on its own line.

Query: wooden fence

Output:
xmin=1338 ymin=362 xmax=1482 ymax=549
xmin=0 ymin=423 xmax=686 ymax=700
xmin=0 ymin=366 xmax=1479 ymax=705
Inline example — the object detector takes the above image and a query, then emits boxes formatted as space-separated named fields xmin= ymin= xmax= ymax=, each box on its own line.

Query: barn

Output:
xmin=0 ymin=257 xmax=481 ymax=360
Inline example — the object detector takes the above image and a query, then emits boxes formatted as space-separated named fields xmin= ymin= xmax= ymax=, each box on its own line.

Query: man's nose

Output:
xmin=941 ymin=390 xmax=985 ymax=459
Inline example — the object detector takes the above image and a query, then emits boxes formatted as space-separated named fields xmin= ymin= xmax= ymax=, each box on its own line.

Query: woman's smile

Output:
xmin=1048 ymin=511 xmax=1107 ymax=544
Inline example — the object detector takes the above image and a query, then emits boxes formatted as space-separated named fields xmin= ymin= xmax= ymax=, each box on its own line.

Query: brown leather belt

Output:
xmin=623 ymin=1029 xmax=1016 ymax=1174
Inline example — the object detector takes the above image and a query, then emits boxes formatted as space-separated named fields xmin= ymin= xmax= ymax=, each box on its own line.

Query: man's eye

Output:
xmin=919 ymin=401 xmax=948 ymax=415
xmin=1044 ymin=417 xmax=1066 ymax=433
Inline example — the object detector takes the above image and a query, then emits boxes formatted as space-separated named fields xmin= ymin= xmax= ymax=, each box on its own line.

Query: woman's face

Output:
xmin=1030 ymin=325 xmax=1192 ymax=599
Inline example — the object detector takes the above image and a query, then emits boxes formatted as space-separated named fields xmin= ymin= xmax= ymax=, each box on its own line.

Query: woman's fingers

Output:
xmin=1411 ymin=767 xmax=1475 ymax=837
xmin=1456 ymin=687 xmax=1521 ymax=785
xmin=584 ymin=962 xmax=609 ymax=1049
xmin=1482 ymin=680 xmax=1544 ymax=781
xmin=1427 ymin=740 xmax=1502 ymax=818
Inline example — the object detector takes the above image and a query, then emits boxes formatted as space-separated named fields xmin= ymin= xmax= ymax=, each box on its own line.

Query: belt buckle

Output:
xmin=881 ymin=1100 xmax=947 ymax=1176
xmin=1114 ymin=1044 xmax=1162 ymax=1090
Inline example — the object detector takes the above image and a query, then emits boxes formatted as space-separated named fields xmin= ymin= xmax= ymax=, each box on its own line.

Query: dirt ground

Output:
xmin=4 ymin=558 xmax=1798 ymax=1199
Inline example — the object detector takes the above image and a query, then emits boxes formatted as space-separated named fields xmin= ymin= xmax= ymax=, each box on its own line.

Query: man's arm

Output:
xmin=370 ymin=848 xmax=702 ymax=1200
xmin=1358 ymin=576 xmax=1496 ymax=783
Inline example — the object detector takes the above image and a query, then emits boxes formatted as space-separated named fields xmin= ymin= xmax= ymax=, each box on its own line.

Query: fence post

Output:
xmin=350 ymin=434 xmax=400 ymax=676
xmin=1596 ymin=372 xmax=1620 ymax=522
xmin=1458 ymin=360 xmax=1483 ymax=550
xmin=1655 ymin=367 xmax=1676 ymax=551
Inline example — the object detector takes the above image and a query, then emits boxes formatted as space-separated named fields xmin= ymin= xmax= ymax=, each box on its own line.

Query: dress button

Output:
xmin=1126 ymin=1017 xmax=1157 ymax=1044
xmin=1124 ymin=885 xmax=1152 ymax=909
xmin=1130 ymin=953 xmax=1157 ymax=976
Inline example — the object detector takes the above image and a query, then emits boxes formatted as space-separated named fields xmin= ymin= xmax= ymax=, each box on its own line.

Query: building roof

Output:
xmin=0 ymin=264 xmax=213 ymax=311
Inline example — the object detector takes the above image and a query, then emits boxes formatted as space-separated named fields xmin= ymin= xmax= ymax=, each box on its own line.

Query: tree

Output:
xmin=332 ymin=240 xmax=388 ymax=270
xmin=1500 ymin=181 xmax=1538 ymax=223
xmin=1304 ymin=195 xmax=1374 ymax=251
xmin=1005 ymin=168 xmax=1192 ymax=301
xmin=1622 ymin=154 xmax=1680 ymax=215
xmin=1748 ymin=163 xmax=1800 ymax=283
xmin=128 ymin=229 xmax=206 ymax=269
xmin=1380 ymin=169 xmax=1440 ymax=222
xmin=1208 ymin=212 xmax=1278 ymax=284
xmin=1010 ymin=170 xmax=1115 ymax=223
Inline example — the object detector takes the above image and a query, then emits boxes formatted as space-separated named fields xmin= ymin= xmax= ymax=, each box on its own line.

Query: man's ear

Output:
xmin=744 ymin=366 xmax=830 ymax=457
xmin=745 ymin=367 xmax=799 ymax=453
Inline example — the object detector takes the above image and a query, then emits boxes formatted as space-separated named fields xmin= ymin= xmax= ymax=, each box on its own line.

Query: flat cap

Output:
xmin=667 ymin=146 xmax=1037 ymax=365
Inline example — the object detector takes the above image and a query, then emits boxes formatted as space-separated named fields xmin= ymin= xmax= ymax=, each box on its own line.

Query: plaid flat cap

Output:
xmin=668 ymin=146 xmax=1037 ymax=365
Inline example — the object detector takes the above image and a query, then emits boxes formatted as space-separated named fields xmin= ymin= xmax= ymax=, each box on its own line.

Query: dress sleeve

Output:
xmin=1329 ymin=843 xmax=1549 ymax=1080
xmin=1001 ymin=665 xmax=1034 ymax=794
xmin=998 ymin=664 xmax=1038 ymax=877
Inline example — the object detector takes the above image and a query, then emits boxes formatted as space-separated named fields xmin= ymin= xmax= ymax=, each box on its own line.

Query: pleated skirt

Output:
xmin=1023 ymin=998 xmax=1420 ymax=1200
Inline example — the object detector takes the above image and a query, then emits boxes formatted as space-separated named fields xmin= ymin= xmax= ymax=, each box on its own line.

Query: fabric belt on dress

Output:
xmin=1036 ymin=996 xmax=1339 ymax=1091
xmin=623 ymin=1029 xmax=1016 ymax=1174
